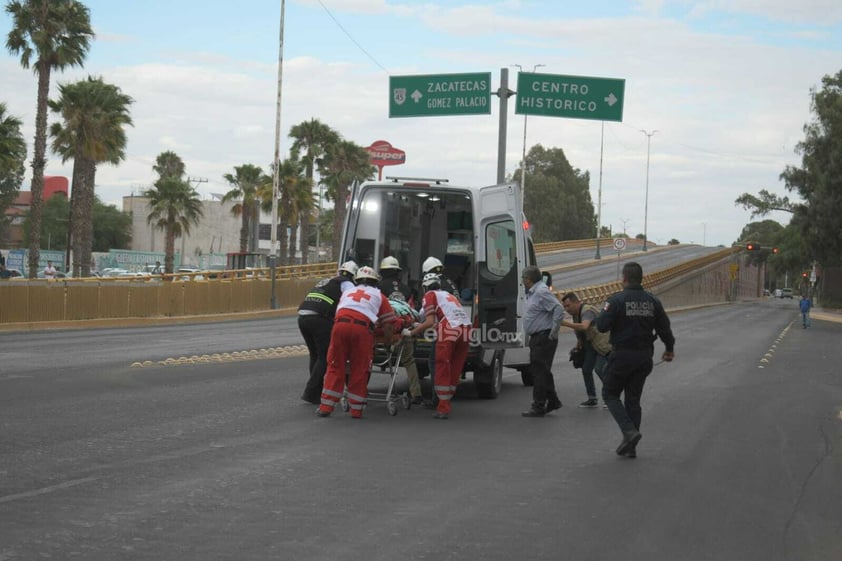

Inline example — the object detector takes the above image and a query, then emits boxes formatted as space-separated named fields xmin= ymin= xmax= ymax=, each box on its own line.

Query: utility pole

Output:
xmin=640 ymin=129 xmax=658 ymax=251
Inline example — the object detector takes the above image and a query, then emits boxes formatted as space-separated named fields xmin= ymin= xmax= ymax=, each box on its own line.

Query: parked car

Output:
xmin=177 ymin=267 xmax=205 ymax=281
xmin=100 ymin=268 xmax=129 ymax=277
xmin=780 ymin=288 xmax=793 ymax=299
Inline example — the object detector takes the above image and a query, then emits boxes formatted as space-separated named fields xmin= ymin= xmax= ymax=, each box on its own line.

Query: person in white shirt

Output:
xmin=43 ymin=260 xmax=57 ymax=279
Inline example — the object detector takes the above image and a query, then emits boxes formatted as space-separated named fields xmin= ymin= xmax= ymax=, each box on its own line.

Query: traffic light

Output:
xmin=802 ymin=271 xmax=808 ymax=279
xmin=772 ymin=247 xmax=780 ymax=254
xmin=746 ymin=243 xmax=760 ymax=251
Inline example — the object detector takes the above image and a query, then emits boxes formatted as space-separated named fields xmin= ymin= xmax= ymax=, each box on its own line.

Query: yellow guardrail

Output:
xmin=0 ymin=246 xmax=739 ymax=326
xmin=535 ymin=238 xmax=632 ymax=253
xmin=552 ymin=246 xmax=739 ymax=304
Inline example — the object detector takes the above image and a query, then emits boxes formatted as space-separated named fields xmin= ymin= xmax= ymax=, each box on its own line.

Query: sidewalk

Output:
xmin=812 ymin=308 xmax=842 ymax=323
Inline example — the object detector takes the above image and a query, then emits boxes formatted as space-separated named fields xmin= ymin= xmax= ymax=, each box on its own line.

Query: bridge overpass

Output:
xmin=0 ymin=241 xmax=760 ymax=330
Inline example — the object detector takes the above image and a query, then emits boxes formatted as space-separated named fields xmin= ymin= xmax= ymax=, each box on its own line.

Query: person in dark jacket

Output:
xmin=596 ymin=262 xmax=675 ymax=458
xmin=378 ymin=255 xmax=417 ymax=308
xmin=378 ymin=256 xmax=424 ymax=404
xmin=297 ymin=261 xmax=358 ymax=404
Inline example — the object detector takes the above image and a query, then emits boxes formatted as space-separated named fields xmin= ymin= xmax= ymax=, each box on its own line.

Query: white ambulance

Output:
xmin=338 ymin=177 xmax=537 ymax=398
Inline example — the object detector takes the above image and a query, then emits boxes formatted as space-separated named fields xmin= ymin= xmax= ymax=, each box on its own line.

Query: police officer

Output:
xmin=596 ymin=261 xmax=675 ymax=458
xmin=297 ymin=260 xmax=357 ymax=404
xmin=421 ymin=256 xmax=459 ymax=296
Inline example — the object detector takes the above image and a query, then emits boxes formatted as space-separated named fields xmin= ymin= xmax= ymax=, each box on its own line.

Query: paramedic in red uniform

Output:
xmin=406 ymin=273 xmax=472 ymax=419
xmin=317 ymin=266 xmax=396 ymax=419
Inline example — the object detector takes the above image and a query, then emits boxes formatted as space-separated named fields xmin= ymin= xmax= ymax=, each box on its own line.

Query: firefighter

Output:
xmin=405 ymin=273 xmax=472 ymax=419
xmin=317 ymin=266 xmax=396 ymax=419
xmin=421 ymin=256 xmax=459 ymax=296
xmin=297 ymin=260 xmax=358 ymax=404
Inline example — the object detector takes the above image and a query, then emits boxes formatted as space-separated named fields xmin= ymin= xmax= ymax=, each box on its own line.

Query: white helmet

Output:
xmin=422 ymin=272 xmax=441 ymax=289
xmin=422 ymin=256 xmax=443 ymax=274
xmin=354 ymin=265 xmax=380 ymax=283
xmin=379 ymin=256 xmax=401 ymax=271
xmin=338 ymin=260 xmax=358 ymax=276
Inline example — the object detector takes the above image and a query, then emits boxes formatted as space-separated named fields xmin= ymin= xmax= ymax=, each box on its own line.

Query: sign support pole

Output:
xmin=495 ymin=68 xmax=514 ymax=184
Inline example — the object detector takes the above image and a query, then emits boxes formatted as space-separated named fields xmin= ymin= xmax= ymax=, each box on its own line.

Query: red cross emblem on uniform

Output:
xmin=348 ymin=289 xmax=372 ymax=303
xmin=446 ymin=294 xmax=459 ymax=304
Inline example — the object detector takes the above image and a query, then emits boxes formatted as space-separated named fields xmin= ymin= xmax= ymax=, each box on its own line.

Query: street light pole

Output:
xmin=595 ymin=120 xmax=605 ymax=259
xmin=640 ymin=129 xmax=658 ymax=251
xmin=269 ymin=0 xmax=286 ymax=308
xmin=511 ymin=63 xmax=544 ymax=207
xmin=701 ymin=222 xmax=707 ymax=246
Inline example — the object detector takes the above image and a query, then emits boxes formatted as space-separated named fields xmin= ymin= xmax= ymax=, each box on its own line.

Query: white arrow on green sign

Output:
xmin=389 ymin=72 xmax=492 ymax=118
xmin=516 ymin=72 xmax=625 ymax=122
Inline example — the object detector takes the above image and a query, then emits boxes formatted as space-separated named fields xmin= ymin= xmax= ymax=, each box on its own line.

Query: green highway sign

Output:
xmin=389 ymin=72 xmax=492 ymax=118
xmin=516 ymin=72 xmax=625 ymax=122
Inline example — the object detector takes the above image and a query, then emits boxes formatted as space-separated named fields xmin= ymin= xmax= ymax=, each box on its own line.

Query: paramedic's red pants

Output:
xmin=320 ymin=321 xmax=374 ymax=417
xmin=433 ymin=325 xmax=470 ymax=414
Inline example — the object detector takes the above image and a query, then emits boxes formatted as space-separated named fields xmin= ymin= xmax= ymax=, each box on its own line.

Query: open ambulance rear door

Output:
xmin=474 ymin=182 xmax=527 ymax=348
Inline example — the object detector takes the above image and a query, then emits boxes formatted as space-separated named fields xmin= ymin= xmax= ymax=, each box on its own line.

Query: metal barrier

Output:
xmin=552 ymin=246 xmax=739 ymax=305
xmin=0 ymin=246 xmax=740 ymax=326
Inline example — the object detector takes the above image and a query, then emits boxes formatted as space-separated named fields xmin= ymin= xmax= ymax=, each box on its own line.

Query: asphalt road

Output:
xmin=1 ymin=298 xmax=840 ymax=560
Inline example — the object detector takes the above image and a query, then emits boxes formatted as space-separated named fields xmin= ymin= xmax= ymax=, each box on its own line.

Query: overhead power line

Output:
xmin=316 ymin=0 xmax=390 ymax=73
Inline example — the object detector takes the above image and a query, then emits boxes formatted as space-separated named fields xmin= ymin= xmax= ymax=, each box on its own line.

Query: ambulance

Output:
xmin=338 ymin=177 xmax=537 ymax=398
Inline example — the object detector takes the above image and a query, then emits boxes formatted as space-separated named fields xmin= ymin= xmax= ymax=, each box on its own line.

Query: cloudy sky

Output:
xmin=3 ymin=0 xmax=841 ymax=247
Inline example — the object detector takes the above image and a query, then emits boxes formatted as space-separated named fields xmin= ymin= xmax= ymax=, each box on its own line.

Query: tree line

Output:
xmin=734 ymin=69 xmax=842 ymax=287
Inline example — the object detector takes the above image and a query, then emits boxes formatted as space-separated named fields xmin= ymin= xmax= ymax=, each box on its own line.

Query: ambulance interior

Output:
xmin=347 ymin=186 xmax=484 ymax=303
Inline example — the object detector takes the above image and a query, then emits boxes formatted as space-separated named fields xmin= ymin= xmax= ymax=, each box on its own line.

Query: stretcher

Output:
xmin=341 ymin=338 xmax=413 ymax=416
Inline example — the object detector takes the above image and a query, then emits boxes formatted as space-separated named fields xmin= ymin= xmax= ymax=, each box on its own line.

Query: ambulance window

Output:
xmin=485 ymin=219 xmax=516 ymax=277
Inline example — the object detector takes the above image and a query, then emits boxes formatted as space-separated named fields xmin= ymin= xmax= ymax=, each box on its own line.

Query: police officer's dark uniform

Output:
xmin=596 ymin=261 xmax=675 ymax=458
xmin=297 ymin=262 xmax=356 ymax=404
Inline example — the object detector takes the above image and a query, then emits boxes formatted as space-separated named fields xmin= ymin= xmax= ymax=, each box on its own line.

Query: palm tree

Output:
xmin=153 ymin=150 xmax=186 ymax=181
xmin=221 ymin=164 xmax=263 ymax=253
xmin=289 ymin=119 xmax=339 ymax=264
xmin=5 ymin=0 xmax=93 ymax=278
xmin=257 ymin=158 xmax=306 ymax=265
xmin=145 ymin=177 xmax=204 ymax=275
xmin=318 ymin=139 xmax=375 ymax=260
xmin=0 ymin=102 xmax=27 ymax=236
xmin=49 ymin=76 xmax=133 ymax=277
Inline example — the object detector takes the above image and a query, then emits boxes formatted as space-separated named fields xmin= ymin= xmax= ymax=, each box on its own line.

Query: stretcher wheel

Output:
xmin=387 ymin=400 xmax=398 ymax=416
xmin=401 ymin=393 xmax=411 ymax=410
xmin=340 ymin=397 xmax=350 ymax=412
